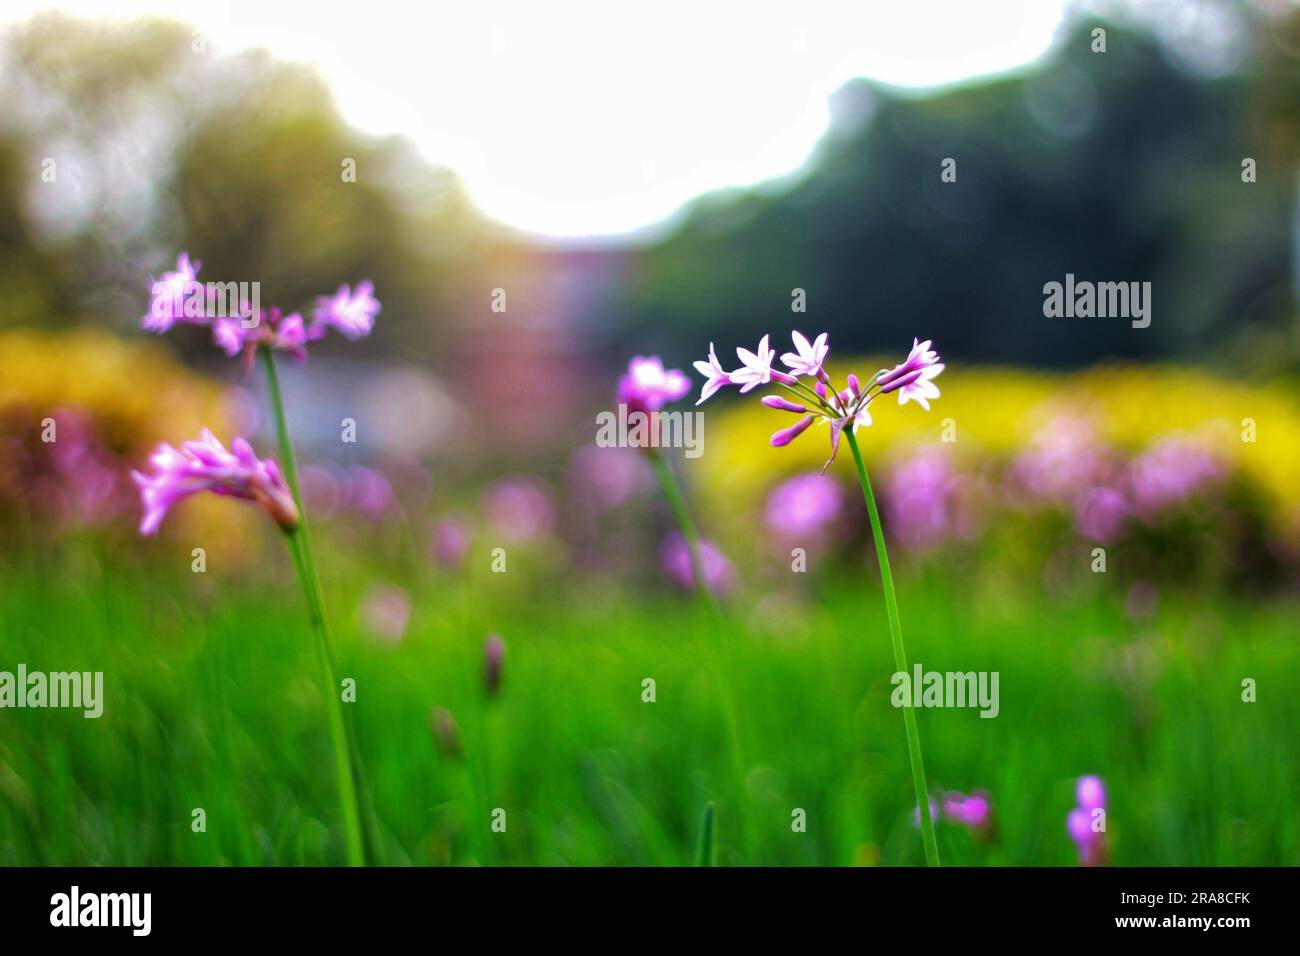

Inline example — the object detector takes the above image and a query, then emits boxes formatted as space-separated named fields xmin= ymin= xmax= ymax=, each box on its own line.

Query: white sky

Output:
xmin=3 ymin=0 xmax=1068 ymax=238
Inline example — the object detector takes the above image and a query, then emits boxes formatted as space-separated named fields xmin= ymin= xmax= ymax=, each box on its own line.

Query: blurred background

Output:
xmin=0 ymin=0 xmax=1298 ymax=866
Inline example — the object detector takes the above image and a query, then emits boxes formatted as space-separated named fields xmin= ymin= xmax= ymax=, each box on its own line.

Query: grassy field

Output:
xmin=2 ymin=533 xmax=1296 ymax=867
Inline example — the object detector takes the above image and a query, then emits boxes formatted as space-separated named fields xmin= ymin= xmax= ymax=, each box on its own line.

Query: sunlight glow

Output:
xmin=5 ymin=0 xmax=1067 ymax=238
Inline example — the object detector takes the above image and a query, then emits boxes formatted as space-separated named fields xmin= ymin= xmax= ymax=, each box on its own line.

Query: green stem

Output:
xmin=646 ymin=448 xmax=750 ymax=848
xmin=844 ymin=428 xmax=940 ymax=867
xmin=260 ymin=347 xmax=366 ymax=867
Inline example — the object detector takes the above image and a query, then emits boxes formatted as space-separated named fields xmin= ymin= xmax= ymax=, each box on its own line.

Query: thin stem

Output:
xmin=260 ymin=347 xmax=366 ymax=867
xmin=844 ymin=428 xmax=940 ymax=867
xmin=646 ymin=448 xmax=750 ymax=844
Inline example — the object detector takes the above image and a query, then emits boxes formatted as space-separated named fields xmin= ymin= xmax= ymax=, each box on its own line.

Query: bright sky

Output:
xmin=5 ymin=0 xmax=1068 ymax=238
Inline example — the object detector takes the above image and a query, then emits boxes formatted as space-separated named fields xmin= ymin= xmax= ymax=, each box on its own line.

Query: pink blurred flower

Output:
xmin=484 ymin=477 xmax=554 ymax=542
xmin=214 ymin=308 xmax=325 ymax=364
xmin=131 ymin=429 xmax=298 ymax=535
xmin=617 ymin=356 xmax=691 ymax=414
xmin=430 ymin=516 xmax=472 ymax=568
xmin=660 ymin=532 xmax=736 ymax=595
xmin=345 ymin=466 xmax=395 ymax=523
xmin=1128 ymin=437 xmax=1223 ymax=519
xmin=569 ymin=443 xmax=651 ymax=509
xmin=312 ymin=281 xmax=381 ymax=340
xmin=765 ymin=473 xmax=843 ymax=541
xmin=1068 ymin=775 xmax=1108 ymax=866
xmin=141 ymin=252 xmax=202 ymax=333
xmin=360 ymin=584 xmax=410 ymax=644
xmin=941 ymin=790 xmax=995 ymax=833
xmin=1075 ymin=486 xmax=1128 ymax=544
xmin=1009 ymin=416 xmax=1108 ymax=505
xmin=887 ymin=449 xmax=964 ymax=553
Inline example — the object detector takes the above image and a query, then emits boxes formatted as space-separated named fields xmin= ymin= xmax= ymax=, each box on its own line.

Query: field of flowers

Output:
xmin=1 ymin=308 xmax=1298 ymax=866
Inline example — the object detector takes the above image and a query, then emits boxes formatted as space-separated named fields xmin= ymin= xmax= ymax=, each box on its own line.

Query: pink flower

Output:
xmin=941 ymin=791 xmax=994 ymax=830
xmin=780 ymin=330 xmax=829 ymax=378
xmin=694 ymin=334 xmax=943 ymax=473
xmin=732 ymin=334 xmax=790 ymax=393
xmin=430 ymin=516 xmax=472 ymax=568
xmin=131 ymin=429 xmax=298 ymax=535
xmin=660 ymin=532 xmax=736 ymax=595
xmin=1068 ymin=775 xmax=1108 ymax=866
xmin=877 ymin=338 xmax=941 ymax=392
xmin=878 ymin=339 xmax=945 ymax=411
xmin=1075 ymin=486 xmax=1128 ymax=543
xmin=618 ymin=356 xmax=691 ymax=414
xmin=484 ymin=477 xmax=554 ymax=542
xmin=214 ymin=308 xmax=325 ymax=364
xmin=312 ymin=281 xmax=381 ymax=340
xmin=765 ymin=473 xmax=843 ymax=541
xmin=141 ymin=253 xmax=202 ymax=333
xmin=692 ymin=343 xmax=733 ymax=405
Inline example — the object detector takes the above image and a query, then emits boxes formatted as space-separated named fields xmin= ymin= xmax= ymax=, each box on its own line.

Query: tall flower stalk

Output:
xmin=136 ymin=253 xmax=380 ymax=865
xmin=693 ymin=332 xmax=946 ymax=865
xmin=261 ymin=347 xmax=365 ymax=867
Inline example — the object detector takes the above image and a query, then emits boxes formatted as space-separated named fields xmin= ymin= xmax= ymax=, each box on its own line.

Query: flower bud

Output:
xmin=484 ymin=633 xmax=505 ymax=697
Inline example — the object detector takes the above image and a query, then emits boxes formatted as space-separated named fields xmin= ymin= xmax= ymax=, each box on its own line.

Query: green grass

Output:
xmin=0 ymin=535 xmax=1296 ymax=866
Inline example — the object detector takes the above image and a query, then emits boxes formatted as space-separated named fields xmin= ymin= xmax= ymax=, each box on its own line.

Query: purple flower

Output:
xmin=141 ymin=252 xmax=202 ymax=333
xmin=214 ymin=308 xmax=325 ymax=364
xmin=1075 ymin=486 xmax=1128 ymax=544
xmin=941 ymin=791 xmax=995 ymax=832
xmin=886 ymin=449 xmax=970 ymax=553
xmin=732 ymin=334 xmax=794 ymax=393
xmin=345 ymin=465 xmax=395 ymax=523
xmin=694 ymin=333 xmax=942 ymax=473
xmin=142 ymin=254 xmax=379 ymax=361
xmin=1076 ymin=775 xmax=1105 ymax=811
xmin=618 ymin=356 xmax=691 ymax=414
xmin=430 ymin=516 xmax=472 ymax=569
xmin=1128 ymin=438 xmax=1222 ymax=519
xmin=765 ymin=474 xmax=843 ymax=540
xmin=312 ymin=281 xmax=381 ymax=340
xmin=131 ymin=429 xmax=298 ymax=535
xmin=484 ymin=477 xmax=554 ymax=543
xmin=569 ymin=443 xmax=651 ymax=509
xmin=780 ymin=330 xmax=829 ymax=379
xmin=660 ymin=532 xmax=736 ymax=595
xmin=878 ymin=339 xmax=944 ymax=410
xmin=692 ymin=343 xmax=733 ymax=406
xmin=1068 ymin=775 xmax=1108 ymax=866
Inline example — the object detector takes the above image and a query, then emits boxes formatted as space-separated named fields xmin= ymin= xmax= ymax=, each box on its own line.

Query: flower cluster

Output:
xmin=1067 ymin=775 xmax=1108 ymax=866
xmin=141 ymin=253 xmax=380 ymax=363
xmin=695 ymin=332 xmax=944 ymax=471
xmin=131 ymin=429 xmax=298 ymax=535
